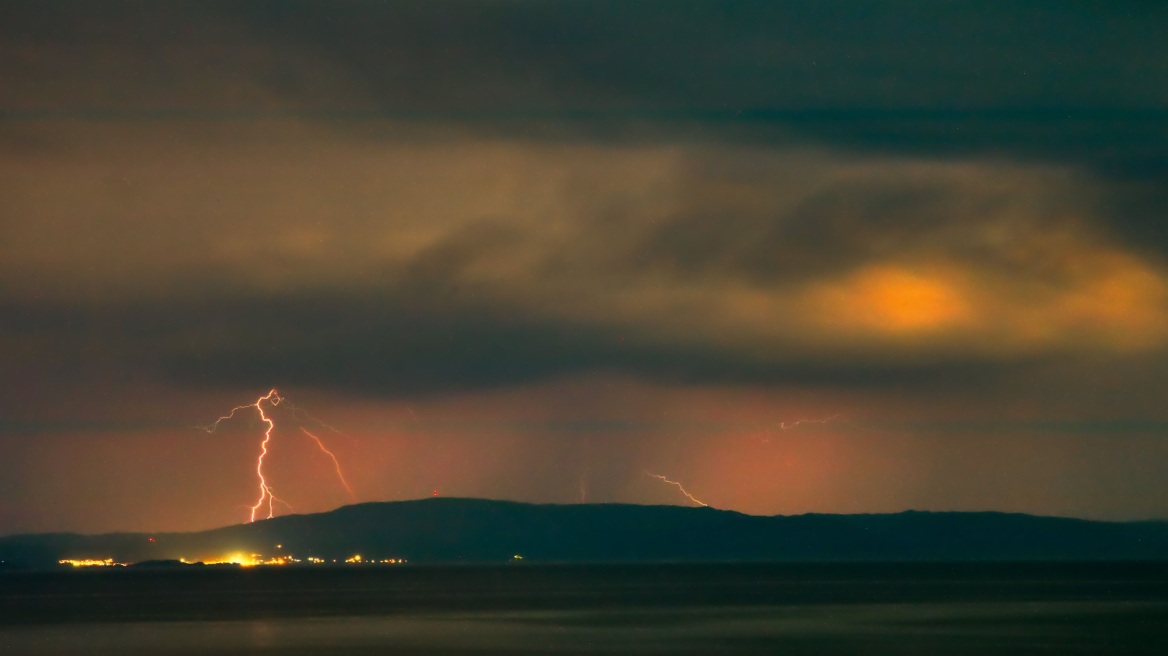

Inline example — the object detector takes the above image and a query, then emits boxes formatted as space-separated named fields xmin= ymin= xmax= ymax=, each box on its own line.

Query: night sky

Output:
xmin=3 ymin=1 xmax=1168 ymax=534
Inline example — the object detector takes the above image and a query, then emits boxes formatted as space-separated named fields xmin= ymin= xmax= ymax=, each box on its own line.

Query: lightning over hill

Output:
xmin=201 ymin=390 xmax=355 ymax=522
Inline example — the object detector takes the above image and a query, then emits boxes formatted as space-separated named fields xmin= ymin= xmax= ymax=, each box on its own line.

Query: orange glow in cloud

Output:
xmin=1057 ymin=252 xmax=1168 ymax=350
xmin=812 ymin=265 xmax=973 ymax=335
xmin=798 ymin=250 xmax=1168 ymax=355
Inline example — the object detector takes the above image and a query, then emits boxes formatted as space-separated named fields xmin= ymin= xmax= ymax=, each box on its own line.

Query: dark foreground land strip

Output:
xmin=3 ymin=562 xmax=1168 ymax=626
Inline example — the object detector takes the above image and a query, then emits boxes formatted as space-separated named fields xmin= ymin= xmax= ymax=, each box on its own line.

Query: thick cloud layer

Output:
xmin=2 ymin=1 xmax=1167 ymax=531
xmin=3 ymin=127 xmax=1166 ymax=397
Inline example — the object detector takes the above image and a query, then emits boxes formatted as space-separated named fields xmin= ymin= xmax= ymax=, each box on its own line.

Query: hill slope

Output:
xmin=3 ymin=498 xmax=1167 ymax=568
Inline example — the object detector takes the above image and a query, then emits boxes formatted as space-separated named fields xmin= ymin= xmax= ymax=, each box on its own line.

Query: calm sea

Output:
xmin=3 ymin=563 xmax=1167 ymax=654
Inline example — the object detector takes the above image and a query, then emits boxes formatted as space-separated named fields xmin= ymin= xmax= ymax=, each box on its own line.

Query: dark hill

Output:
xmin=3 ymin=498 xmax=1167 ymax=568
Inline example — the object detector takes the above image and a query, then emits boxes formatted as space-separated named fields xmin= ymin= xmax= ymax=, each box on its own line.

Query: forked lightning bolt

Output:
xmin=646 ymin=472 xmax=708 ymax=507
xmin=201 ymin=389 xmax=284 ymax=522
xmin=202 ymin=389 xmax=354 ymax=522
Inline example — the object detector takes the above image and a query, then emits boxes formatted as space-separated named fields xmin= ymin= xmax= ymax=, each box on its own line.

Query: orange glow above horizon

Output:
xmin=5 ymin=373 xmax=1168 ymax=537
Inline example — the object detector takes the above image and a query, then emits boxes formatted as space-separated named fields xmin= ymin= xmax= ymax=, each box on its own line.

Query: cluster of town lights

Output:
xmin=342 ymin=554 xmax=407 ymax=564
xmin=58 ymin=558 xmax=127 ymax=567
xmin=195 ymin=551 xmax=408 ymax=567
xmin=60 ymin=552 xmax=407 ymax=567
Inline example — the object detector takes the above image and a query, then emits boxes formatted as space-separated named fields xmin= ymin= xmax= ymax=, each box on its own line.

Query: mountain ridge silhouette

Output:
xmin=3 ymin=498 xmax=1167 ymax=568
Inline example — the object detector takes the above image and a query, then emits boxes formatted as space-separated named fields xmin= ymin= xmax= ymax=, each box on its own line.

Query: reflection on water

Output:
xmin=4 ymin=602 xmax=1168 ymax=655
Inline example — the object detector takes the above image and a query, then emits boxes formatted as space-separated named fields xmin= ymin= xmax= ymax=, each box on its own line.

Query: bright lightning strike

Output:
xmin=646 ymin=472 xmax=708 ymax=507
xmin=201 ymin=389 xmax=285 ymax=522
xmin=202 ymin=389 xmax=354 ymax=523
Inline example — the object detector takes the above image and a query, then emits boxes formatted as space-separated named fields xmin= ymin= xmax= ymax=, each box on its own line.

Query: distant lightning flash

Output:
xmin=202 ymin=388 xmax=355 ymax=523
xmin=301 ymin=427 xmax=356 ymax=500
xmin=285 ymin=400 xmax=358 ymax=443
xmin=778 ymin=414 xmax=843 ymax=430
xmin=646 ymin=472 xmax=708 ymax=507
xmin=760 ymin=413 xmax=846 ymax=443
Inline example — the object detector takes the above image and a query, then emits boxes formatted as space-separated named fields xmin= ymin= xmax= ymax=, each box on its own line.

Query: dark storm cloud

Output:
xmin=2 ymin=288 xmax=1046 ymax=400
xmin=2 ymin=0 xmax=1167 ymax=399
xmin=4 ymin=5 xmax=1166 ymax=143
xmin=8 ymin=2 xmax=1168 ymax=533
xmin=2 ymin=123 xmax=1167 ymax=401
xmin=4 ymin=1 xmax=1167 ymax=258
